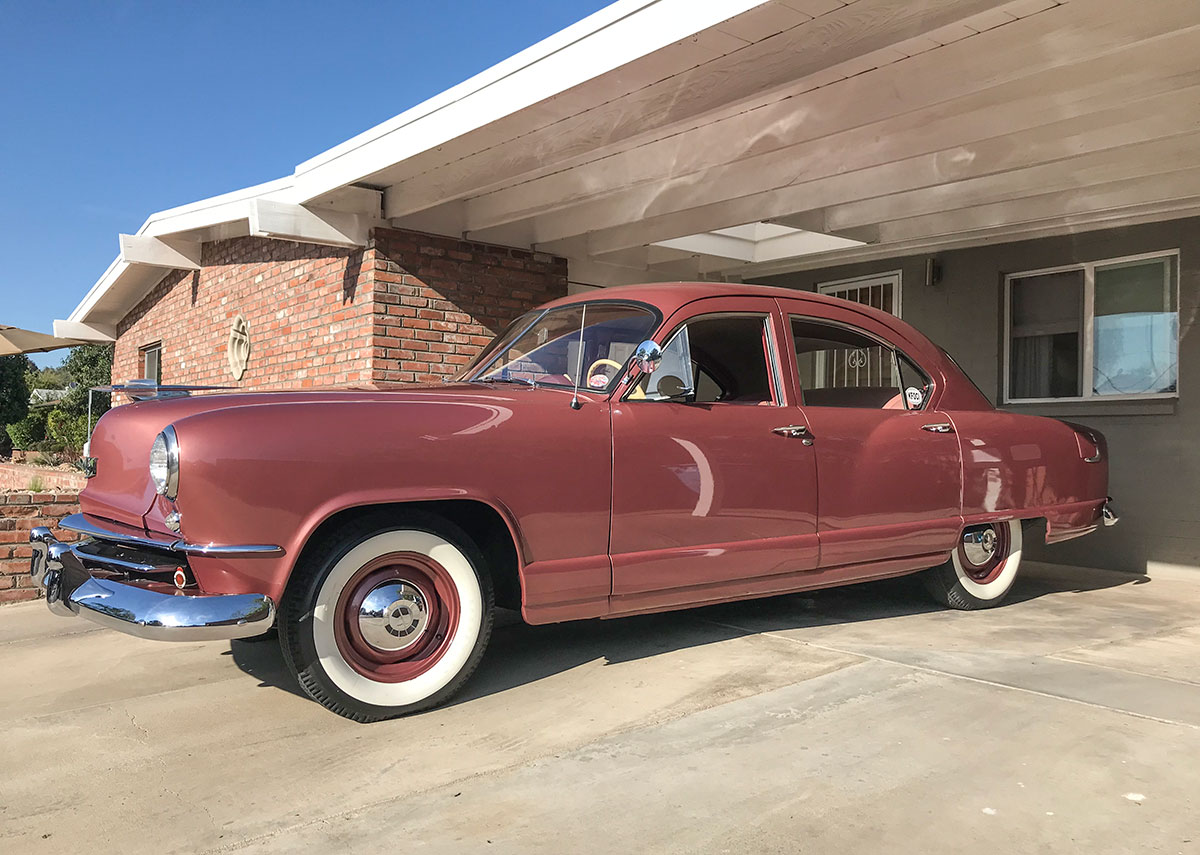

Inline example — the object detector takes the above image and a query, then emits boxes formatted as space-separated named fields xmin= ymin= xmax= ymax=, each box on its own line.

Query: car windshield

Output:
xmin=467 ymin=302 xmax=658 ymax=391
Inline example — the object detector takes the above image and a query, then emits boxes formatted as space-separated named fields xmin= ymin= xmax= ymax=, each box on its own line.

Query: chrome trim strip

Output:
xmin=58 ymin=513 xmax=283 ymax=556
xmin=71 ymin=541 xmax=167 ymax=573
xmin=159 ymin=424 xmax=181 ymax=500
xmin=29 ymin=530 xmax=275 ymax=641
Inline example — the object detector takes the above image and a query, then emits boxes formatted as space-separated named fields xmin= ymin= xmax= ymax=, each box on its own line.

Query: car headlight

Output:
xmin=149 ymin=425 xmax=180 ymax=500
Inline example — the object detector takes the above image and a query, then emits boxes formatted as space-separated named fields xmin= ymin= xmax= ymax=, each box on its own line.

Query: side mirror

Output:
xmin=632 ymin=340 xmax=663 ymax=374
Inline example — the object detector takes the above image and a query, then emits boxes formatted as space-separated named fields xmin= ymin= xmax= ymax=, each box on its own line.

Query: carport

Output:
xmin=58 ymin=0 xmax=1200 ymax=575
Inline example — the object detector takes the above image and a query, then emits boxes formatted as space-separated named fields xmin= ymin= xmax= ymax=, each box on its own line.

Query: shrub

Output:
xmin=28 ymin=476 xmax=45 ymax=493
xmin=46 ymin=410 xmax=90 ymax=455
xmin=6 ymin=410 xmax=47 ymax=450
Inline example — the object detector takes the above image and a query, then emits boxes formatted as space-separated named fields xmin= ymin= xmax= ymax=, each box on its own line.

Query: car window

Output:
xmin=469 ymin=302 xmax=658 ymax=390
xmin=790 ymin=317 xmax=927 ymax=410
xmin=635 ymin=313 xmax=775 ymax=404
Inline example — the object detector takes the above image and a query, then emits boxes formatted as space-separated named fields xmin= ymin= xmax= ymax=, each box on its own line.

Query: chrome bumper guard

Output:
xmin=1102 ymin=499 xmax=1119 ymax=527
xmin=29 ymin=525 xmax=276 ymax=642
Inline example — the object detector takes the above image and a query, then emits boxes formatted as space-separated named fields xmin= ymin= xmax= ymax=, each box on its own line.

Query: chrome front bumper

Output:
xmin=29 ymin=527 xmax=276 ymax=642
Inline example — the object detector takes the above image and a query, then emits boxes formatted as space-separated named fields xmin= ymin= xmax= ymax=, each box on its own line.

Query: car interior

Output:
xmin=791 ymin=317 xmax=928 ymax=410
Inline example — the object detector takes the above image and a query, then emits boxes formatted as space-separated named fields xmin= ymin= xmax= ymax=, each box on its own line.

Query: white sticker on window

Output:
xmin=905 ymin=386 xmax=924 ymax=407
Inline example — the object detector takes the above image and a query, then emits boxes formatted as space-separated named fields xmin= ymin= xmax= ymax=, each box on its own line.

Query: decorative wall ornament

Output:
xmin=227 ymin=314 xmax=251 ymax=381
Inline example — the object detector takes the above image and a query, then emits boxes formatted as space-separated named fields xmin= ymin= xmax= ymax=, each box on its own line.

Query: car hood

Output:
xmin=81 ymin=382 xmax=589 ymax=530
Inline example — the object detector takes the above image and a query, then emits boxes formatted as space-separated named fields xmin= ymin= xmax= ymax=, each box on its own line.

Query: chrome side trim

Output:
xmin=57 ymin=513 xmax=283 ymax=556
xmin=29 ymin=529 xmax=275 ymax=641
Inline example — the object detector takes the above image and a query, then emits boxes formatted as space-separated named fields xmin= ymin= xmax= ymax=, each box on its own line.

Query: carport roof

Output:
xmin=58 ymin=0 xmax=1200 ymax=340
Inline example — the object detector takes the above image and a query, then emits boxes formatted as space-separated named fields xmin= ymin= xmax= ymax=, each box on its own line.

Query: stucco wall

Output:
xmin=754 ymin=217 xmax=1200 ymax=575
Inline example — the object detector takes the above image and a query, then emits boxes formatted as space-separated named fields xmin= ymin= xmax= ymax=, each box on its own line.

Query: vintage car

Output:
xmin=29 ymin=283 xmax=1116 ymax=721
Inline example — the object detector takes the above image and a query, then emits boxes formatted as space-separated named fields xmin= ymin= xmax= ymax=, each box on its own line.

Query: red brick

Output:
xmin=107 ymin=226 xmax=566 ymax=394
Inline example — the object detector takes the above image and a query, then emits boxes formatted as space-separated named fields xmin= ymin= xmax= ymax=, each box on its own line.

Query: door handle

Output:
xmin=921 ymin=423 xmax=954 ymax=433
xmin=772 ymin=425 xmax=809 ymax=438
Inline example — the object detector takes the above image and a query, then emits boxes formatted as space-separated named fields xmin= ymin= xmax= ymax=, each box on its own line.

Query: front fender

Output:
xmin=155 ymin=395 xmax=612 ymax=602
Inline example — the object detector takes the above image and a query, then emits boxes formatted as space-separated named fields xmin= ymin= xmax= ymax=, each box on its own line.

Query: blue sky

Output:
xmin=0 ymin=0 xmax=608 ymax=366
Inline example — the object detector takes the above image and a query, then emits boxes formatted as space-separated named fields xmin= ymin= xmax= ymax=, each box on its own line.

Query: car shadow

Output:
xmin=226 ymin=563 xmax=1149 ymax=710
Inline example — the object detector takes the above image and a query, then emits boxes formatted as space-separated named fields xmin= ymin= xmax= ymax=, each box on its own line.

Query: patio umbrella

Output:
xmin=0 ymin=325 xmax=84 ymax=356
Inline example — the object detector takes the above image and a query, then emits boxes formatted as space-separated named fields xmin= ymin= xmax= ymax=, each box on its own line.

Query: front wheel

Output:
xmin=922 ymin=520 xmax=1023 ymax=610
xmin=279 ymin=512 xmax=494 ymax=722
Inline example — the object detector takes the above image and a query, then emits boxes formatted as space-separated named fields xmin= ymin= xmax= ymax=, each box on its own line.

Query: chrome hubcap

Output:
xmin=962 ymin=527 xmax=998 ymax=566
xmin=357 ymin=581 xmax=430 ymax=652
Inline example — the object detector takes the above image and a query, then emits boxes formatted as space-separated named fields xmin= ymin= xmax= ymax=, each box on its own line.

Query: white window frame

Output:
xmin=817 ymin=270 xmax=903 ymax=318
xmin=1002 ymin=249 xmax=1180 ymax=404
xmin=141 ymin=342 xmax=162 ymax=384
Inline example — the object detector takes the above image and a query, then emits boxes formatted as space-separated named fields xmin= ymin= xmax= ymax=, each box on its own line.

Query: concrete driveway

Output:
xmin=2 ymin=562 xmax=1197 ymax=854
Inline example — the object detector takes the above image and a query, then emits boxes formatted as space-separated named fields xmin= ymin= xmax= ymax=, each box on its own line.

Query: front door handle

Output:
xmin=921 ymin=423 xmax=954 ymax=433
xmin=772 ymin=425 xmax=809 ymax=438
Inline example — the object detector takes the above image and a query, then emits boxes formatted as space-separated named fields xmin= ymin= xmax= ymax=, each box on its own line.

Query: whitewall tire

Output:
xmin=923 ymin=520 xmax=1023 ymax=610
xmin=279 ymin=512 xmax=494 ymax=722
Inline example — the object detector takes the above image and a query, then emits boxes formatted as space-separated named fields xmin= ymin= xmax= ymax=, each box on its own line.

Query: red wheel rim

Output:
xmin=333 ymin=552 xmax=461 ymax=683
xmin=957 ymin=523 xmax=1010 ymax=584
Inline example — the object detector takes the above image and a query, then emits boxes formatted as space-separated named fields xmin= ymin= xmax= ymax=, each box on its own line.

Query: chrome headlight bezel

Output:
xmin=149 ymin=425 xmax=180 ymax=500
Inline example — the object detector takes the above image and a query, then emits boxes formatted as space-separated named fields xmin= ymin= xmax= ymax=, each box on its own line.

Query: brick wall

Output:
xmin=114 ymin=237 xmax=376 ymax=389
xmin=0 ymin=463 xmax=87 ymax=493
xmin=371 ymin=229 xmax=569 ymax=383
xmin=0 ymin=493 xmax=81 ymax=605
xmin=112 ymin=227 xmax=568 ymax=389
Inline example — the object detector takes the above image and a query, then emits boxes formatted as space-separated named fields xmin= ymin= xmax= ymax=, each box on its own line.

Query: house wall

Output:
xmin=754 ymin=217 xmax=1200 ymax=575
xmin=112 ymin=227 xmax=568 ymax=389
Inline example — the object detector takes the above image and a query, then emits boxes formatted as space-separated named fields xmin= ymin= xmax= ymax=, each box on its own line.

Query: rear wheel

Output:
xmin=923 ymin=520 xmax=1023 ymax=609
xmin=279 ymin=512 xmax=494 ymax=722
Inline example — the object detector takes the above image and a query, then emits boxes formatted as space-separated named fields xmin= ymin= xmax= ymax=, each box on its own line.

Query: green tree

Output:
xmin=0 ymin=354 xmax=32 ymax=427
xmin=0 ymin=354 xmax=33 ymax=456
xmin=56 ymin=344 xmax=114 ymax=420
xmin=24 ymin=364 xmax=70 ymax=391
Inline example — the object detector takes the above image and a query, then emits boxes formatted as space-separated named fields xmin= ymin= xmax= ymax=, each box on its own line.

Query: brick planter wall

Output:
xmin=0 ymin=493 xmax=81 ymax=605
xmin=112 ymin=227 xmax=569 ymax=390
xmin=0 ymin=463 xmax=87 ymax=493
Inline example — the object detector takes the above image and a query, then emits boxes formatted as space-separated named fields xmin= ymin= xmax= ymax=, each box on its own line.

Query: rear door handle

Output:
xmin=921 ymin=423 xmax=954 ymax=433
xmin=772 ymin=425 xmax=814 ymax=445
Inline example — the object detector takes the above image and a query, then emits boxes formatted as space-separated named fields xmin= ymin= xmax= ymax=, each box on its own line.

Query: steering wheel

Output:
xmin=585 ymin=358 xmax=624 ymax=390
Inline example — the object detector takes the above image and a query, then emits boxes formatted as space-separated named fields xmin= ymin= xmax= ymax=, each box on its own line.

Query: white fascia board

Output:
xmin=288 ymin=0 xmax=770 ymax=202
xmin=67 ymin=255 xmax=130 ymax=323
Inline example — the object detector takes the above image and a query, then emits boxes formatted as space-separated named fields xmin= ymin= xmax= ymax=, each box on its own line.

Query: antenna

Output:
xmin=570 ymin=304 xmax=587 ymax=410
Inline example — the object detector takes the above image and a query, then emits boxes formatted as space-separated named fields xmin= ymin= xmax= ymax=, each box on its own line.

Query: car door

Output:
xmin=609 ymin=297 xmax=819 ymax=608
xmin=779 ymin=302 xmax=963 ymax=568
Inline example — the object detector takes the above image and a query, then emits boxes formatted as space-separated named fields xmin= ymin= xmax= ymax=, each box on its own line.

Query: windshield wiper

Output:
xmin=478 ymin=375 xmax=537 ymax=387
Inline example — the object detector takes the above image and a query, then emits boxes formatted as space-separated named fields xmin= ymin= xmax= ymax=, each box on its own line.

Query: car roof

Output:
xmin=543 ymin=281 xmax=860 ymax=315
xmin=543 ymin=281 xmax=916 ymax=350
xmin=540 ymin=282 xmax=994 ymax=412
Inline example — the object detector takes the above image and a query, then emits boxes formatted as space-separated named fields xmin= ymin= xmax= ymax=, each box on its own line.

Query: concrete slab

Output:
xmin=0 ymin=562 xmax=1197 ymax=854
